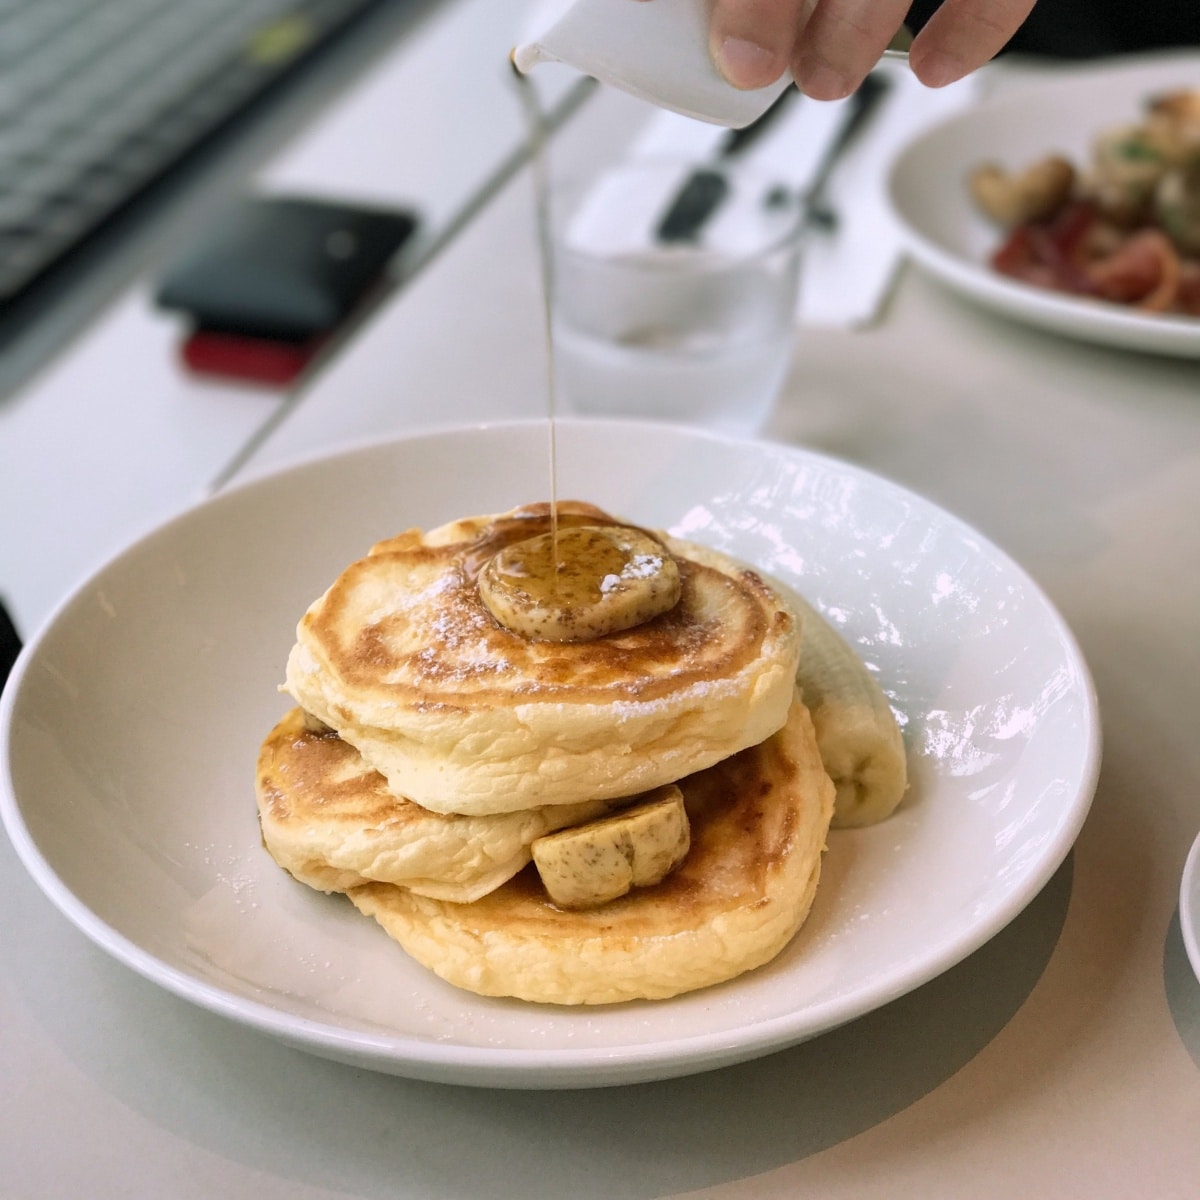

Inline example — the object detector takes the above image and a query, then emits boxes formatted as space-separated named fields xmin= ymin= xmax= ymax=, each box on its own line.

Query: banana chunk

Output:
xmin=790 ymin=592 xmax=908 ymax=829
xmin=478 ymin=524 xmax=681 ymax=642
xmin=531 ymin=785 xmax=690 ymax=909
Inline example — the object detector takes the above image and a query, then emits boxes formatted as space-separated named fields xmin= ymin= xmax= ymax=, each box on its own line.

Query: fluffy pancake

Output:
xmin=284 ymin=502 xmax=801 ymax=817
xmin=347 ymin=691 xmax=835 ymax=1005
xmin=256 ymin=708 xmax=616 ymax=903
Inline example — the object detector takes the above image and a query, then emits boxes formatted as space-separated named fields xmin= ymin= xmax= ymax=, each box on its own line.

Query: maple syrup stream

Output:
xmin=512 ymin=63 xmax=560 ymax=577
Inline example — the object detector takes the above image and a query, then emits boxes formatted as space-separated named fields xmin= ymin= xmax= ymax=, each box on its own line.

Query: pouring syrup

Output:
xmin=499 ymin=63 xmax=682 ymax=634
xmin=511 ymin=61 xmax=560 ymax=574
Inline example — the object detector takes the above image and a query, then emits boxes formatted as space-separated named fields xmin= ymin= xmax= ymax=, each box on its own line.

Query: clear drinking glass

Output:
xmin=550 ymin=158 xmax=805 ymax=435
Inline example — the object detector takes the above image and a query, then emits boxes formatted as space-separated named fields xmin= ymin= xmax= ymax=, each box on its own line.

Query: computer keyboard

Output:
xmin=0 ymin=0 xmax=390 ymax=306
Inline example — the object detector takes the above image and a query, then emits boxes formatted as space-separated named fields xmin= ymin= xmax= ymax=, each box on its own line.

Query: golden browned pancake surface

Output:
xmin=348 ymin=692 xmax=835 ymax=1004
xmin=284 ymin=502 xmax=801 ymax=816
xmin=255 ymin=708 xmax=615 ymax=902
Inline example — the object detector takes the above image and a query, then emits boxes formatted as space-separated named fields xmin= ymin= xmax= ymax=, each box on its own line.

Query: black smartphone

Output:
xmin=155 ymin=194 xmax=419 ymax=342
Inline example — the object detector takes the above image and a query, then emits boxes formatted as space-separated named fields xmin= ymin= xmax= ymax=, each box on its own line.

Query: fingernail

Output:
xmin=715 ymin=36 xmax=782 ymax=90
xmin=917 ymin=51 xmax=966 ymax=88
xmin=794 ymin=57 xmax=852 ymax=101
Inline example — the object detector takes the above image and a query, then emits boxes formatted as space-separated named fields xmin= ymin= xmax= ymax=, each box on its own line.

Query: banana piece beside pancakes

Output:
xmin=530 ymin=784 xmax=690 ymax=908
xmin=789 ymin=591 xmax=908 ymax=829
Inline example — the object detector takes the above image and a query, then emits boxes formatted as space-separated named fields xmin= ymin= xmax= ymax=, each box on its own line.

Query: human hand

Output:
xmin=693 ymin=0 xmax=1038 ymax=101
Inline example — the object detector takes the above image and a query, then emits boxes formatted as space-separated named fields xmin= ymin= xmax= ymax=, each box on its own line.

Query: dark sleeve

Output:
xmin=904 ymin=0 xmax=1199 ymax=59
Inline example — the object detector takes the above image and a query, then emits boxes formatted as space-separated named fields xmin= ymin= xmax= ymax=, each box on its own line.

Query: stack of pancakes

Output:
xmin=256 ymin=502 xmax=836 ymax=1004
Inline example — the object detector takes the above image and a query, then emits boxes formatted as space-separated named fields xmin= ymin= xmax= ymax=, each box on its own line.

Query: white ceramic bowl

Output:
xmin=888 ymin=52 xmax=1200 ymax=358
xmin=1180 ymin=832 xmax=1200 ymax=985
xmin=0 ymin=420 xmax=1101 ymax=1088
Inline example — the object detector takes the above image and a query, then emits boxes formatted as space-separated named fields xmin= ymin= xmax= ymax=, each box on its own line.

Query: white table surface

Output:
xmin=0 ymin=0 xmax=580 ymax=635
xmin=3 ymin=3 xmax=1200 ymax=1196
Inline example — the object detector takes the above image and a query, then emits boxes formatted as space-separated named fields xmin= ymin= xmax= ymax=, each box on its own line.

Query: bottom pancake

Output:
xmin=348 ymin=692 xmax=835 ymax=1005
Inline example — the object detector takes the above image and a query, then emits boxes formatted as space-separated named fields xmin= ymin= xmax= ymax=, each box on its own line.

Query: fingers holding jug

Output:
xmin=700 ymin=0 xmax=1037 ymax=98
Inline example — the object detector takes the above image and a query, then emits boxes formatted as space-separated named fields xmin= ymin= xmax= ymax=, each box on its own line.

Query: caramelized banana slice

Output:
xmin=478 ymin=524 xmax=681 ymax=641
xmin=531 ymin=784 xmax=690 ymax=909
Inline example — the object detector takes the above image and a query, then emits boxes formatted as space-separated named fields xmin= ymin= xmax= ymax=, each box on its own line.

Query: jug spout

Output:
xmin=511 ymin=40 xmax=548 ymax=75
xmin=512 ymin=0 xmax=791 ymax=128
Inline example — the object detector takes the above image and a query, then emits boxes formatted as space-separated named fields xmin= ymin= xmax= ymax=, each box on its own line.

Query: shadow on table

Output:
xmin=8 ymin=839 xmax=1074 ymax=1199
xmin=1164 ymin=908 xmax=1200 ymax=1067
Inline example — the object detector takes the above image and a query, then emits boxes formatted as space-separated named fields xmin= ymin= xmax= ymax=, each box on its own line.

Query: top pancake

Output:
xmin=284 ymin=502 xmax=801 ymax=817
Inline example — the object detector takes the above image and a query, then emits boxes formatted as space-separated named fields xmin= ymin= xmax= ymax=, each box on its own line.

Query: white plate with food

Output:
xmin=887 ymin=52 xmax=1200 ymax=357
xmin=0 ymin=420 xmax=1100 ymax=1088
xmin=1180 ymin=832 xmax=1200 ymax=985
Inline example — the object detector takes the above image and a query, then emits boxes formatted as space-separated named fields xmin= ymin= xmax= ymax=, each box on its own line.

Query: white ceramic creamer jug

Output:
xmin=512 ymin=0 xmax=792 ymax=129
